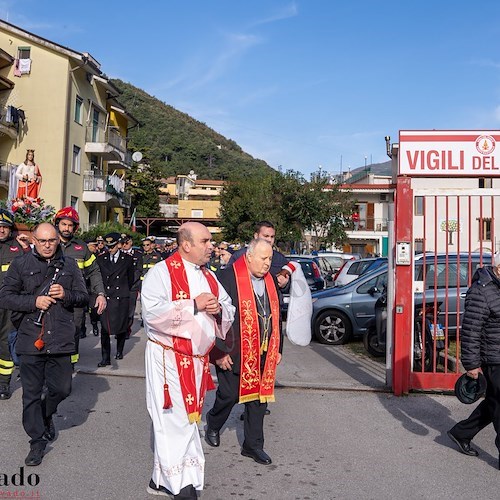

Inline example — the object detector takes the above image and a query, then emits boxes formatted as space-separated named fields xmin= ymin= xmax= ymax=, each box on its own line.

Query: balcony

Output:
xmin=346 ymin=217 xmax=389 ymax=233
xmin=82 ymin=173 xmax=130 ymax=208
xmin=0 ymin=106 xmax=20 ymax=140
xmin=85 ymin=126 xmax=126 ymax=161
xmin=107 ymin=150 xmax=133 ymax=170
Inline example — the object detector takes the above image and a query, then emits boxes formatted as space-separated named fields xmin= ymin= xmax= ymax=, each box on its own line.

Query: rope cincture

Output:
xmin=148 ymin=337 xmax=208 ymax=411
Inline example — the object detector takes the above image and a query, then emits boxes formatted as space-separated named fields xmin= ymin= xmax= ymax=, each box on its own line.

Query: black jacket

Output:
xmin=461 ymin=266 xmax=500 ymax=370
xmin=0 ymin=246 xmax=88 ymax=355
xmin=211 ymin=265 xmax=283 ymax=374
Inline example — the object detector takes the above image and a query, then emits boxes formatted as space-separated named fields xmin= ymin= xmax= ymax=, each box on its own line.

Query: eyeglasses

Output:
xmin=34 ymin=237 xmax=58 ymax=245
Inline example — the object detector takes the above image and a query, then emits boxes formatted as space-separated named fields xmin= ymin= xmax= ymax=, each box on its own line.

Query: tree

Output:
xmin=127 ymin=159 xmax=162 ymax=217
xmin=219 ymin=169 xmax=354 ymax=249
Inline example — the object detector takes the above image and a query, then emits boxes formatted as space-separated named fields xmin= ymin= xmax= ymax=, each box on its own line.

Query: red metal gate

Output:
xmin=392 ymin=130 xmax=500 ymax=394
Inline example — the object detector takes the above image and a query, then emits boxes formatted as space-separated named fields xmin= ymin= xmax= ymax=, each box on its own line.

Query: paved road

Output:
xmin=1 ymin=319 xmax=498 ymax=499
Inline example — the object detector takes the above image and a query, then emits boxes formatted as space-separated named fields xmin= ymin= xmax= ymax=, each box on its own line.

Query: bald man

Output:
xmin=141 ymin=222 xmax=235 ymax=499
xmin=206 ymin=239 xmax=283 ymax=466
xmin=0 ymin=222 xmax=88 ymax=466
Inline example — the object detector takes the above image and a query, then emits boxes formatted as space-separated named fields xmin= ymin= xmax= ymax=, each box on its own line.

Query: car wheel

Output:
xmin=363 ymin=328 xmax=385 ymax=357
xmin=314 ymin=310 xmax=352 ymax=345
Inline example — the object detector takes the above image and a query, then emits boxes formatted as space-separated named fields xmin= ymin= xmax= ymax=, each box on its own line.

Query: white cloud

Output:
xmin=251 ymin=2 xmax=299 ymax=27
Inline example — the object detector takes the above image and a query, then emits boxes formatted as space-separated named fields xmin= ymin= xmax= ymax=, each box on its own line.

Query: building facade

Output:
xmin=0 ymin=20 xmax=136 ymax=228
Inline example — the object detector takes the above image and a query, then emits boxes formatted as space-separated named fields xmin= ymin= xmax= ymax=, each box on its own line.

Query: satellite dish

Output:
xmin=132 ymin=151 xmax=143 ymax=162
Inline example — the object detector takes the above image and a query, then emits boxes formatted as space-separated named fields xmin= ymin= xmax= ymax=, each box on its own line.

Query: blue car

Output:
xmin=312 ymin=253 xmax=485 ymax=345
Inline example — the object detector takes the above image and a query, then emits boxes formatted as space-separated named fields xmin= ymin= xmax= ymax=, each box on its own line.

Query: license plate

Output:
xmin=430 ymin=324 xmax=445 ymax=341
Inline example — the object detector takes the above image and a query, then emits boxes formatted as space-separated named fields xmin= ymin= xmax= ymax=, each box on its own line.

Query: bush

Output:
xmin=78 ymin=221 xmax=145 ymax=246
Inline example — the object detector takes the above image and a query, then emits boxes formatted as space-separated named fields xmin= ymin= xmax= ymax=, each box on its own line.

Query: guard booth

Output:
xmin=391 ymin=131 xmax=500 ymax=395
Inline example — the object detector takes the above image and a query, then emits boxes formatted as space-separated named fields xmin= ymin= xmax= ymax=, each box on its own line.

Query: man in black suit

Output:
xmin=205 ymin=239 xmax=283 ymax=465
xmin=96 ymin=232 xmax=134 ymax=366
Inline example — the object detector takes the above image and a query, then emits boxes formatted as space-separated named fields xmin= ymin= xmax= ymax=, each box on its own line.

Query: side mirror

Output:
xmin=368 ymin=286 xmax=379 ymax=296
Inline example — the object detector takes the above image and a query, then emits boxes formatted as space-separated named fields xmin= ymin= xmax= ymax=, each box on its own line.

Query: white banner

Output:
xmin=399 ymin=130 xmax=500 ymax=176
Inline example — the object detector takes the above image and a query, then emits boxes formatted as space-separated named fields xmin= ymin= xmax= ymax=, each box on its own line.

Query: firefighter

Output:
xmin=140 ymin=237 xmax=162 ymax=282
xmin=119 ymin=233 xmax=142 ymax=338
xmin=0 ymin=209 xmax=29 ymax=399
xmin=54 ymin=207 xmax=107 ymax=363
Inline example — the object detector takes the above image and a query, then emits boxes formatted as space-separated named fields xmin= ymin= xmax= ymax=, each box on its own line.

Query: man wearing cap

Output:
xmin=96 ymin=233 xmax=135 ymax=366
xmin=0 ymin=209 xmax=30 ymax=399
xmin=119 ymin=233 xmax=142 ymax=338
xmin=84 ymin=238 xmax=101 ymax=337
xmin=96 ymin=235 xmax=106 ymax=255
xmin=54 ymin=207 xmax=106 ymax=363
xmin=448 ymin=253 xmax=500 ymax=465
xmin=140 ymin=236 xmax=162 ymax=282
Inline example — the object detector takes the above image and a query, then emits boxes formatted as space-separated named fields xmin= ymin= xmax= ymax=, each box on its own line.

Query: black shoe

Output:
xmin=146 ymin=478 xmax=173 ymax=497
xmin=175 ymin=484 xmax=197 ymax=499
xmin=97 ymin=360 xmax=111 ymax=367
xmin=265 ymin=408 xmax=271 ymax=415
xmin=25 ymin=447 xmax=44 ymax=466
xmin=43 ymin=416 xmax=56 ymax=441
xmin=204 ymin=428 xmax=220 ymax=447
xmin=239 ymin=413 xmax=245 ymax=421
xmin=0 ymin=383 xmax=11 ymax=400
xmin=447 ymin=430 xmax=479 ymax=456
xmin=80 ymin=331 xmax=87 ymax=339
xmin=92 ymin=326 xmax=99 ymax=336
xmin=241 ymin=447 xmax=272 ymax=465
xmin=115 ymin=353 xmax=123 ymax=360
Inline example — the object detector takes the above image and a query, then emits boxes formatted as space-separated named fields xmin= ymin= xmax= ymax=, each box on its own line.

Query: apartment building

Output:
xmin=0 ymin=19 xmax=136 ymax=228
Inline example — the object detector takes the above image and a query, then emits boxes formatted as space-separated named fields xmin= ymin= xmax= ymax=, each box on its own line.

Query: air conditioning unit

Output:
xmin=380 ymin=193 xmax=388 ymax=202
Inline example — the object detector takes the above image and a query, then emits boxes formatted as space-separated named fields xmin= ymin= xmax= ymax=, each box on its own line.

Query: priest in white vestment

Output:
xmin=142 ymin=222 xmax=235 ymax=499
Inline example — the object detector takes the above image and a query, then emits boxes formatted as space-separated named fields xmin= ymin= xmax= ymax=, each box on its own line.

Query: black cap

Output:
xmin=85 ymin=238 xmax=98 ymax=245
xmin=454 ymin=373 xmax=487 ymax=404
xmin=120 ymin=233 xmax=131 ymax=243
xmin=104 ymin=232 xmax=121 ymax=247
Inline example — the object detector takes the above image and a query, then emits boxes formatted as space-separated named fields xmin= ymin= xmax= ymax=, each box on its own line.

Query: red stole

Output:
xmin=233 ymin=255 xmax=280 ymax=404
xmin=165 ymin=252 xmax=218 ymax=423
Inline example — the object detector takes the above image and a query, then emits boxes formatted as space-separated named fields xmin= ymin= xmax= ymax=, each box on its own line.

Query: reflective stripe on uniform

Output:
xmin=0 ymin=358 xmax=14 ymax=375
xmin=1 ymin=264 xmax=9 ymax=272
xmin=71 ymin=354 xmax=79 ymax=363
xmin=77 ymin=261 xmax=85 ymax=269
xmin=147 ymin=264 xmax=155 ymax=268
xmin=83 ymin=253 xmax=96 ymax=268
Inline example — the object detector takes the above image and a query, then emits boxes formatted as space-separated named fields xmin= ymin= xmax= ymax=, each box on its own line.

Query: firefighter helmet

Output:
xmin=0 ymin=208 xmax=14 ymax=227
xmin=54 ymin=206 xmax=80 ymax=230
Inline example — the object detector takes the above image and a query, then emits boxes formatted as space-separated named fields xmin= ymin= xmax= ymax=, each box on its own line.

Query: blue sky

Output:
xmin=3 ymin=1 xmax=500 ymax=178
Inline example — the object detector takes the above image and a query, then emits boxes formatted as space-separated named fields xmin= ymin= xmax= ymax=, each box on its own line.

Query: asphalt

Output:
xmin=1 ymin=314 xmax=499 ymax=500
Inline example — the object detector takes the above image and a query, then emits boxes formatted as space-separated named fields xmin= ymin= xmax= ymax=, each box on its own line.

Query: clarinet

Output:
xmin=33 ymin=261 xmax=64 ymax=327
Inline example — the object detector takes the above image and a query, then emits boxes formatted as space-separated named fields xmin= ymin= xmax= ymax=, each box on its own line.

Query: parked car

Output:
xmin=282 ymin=256 xmax=325 ymax=318
xmin=334 ymin=257 xmax=388 ymax=287
xmin=311 ymin=253 xmax=485 ymax=345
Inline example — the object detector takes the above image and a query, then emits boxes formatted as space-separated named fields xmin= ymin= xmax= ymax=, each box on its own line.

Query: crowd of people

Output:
xmin=0 ymin=208 xmax=304 ymax=498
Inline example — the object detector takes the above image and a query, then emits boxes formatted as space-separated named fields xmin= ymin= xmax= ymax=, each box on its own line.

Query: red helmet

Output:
xmin=55 ymin=206 xmax=80 ymax=230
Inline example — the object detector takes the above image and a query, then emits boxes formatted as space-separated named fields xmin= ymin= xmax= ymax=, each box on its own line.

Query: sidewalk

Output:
xmin=76 ymin=323 xmax=388 ymax=392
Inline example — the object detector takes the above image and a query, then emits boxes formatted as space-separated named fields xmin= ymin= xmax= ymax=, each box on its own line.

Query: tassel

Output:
xmin=34 ymin=338 xmax=45 ymax=350
xmin=163 ymin=383 xmax=173 ymax=409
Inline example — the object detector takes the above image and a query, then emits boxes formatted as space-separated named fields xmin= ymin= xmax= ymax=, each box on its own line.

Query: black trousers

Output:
xmin=19 ymin=353 xmax=72 ymax=448
xmin=451 ymin=364 xmax=500 ymax=453
xmin=73 ymin=307 xmax=85 ymax=359
xmin=206 ymin=367 xmax=267 ymax=451
xmin=100 ymin=303 xmax=128 ymax=362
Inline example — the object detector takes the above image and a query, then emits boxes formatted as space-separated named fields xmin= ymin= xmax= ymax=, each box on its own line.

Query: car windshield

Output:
xmin=299 ymin=261 xmax=316 ymax=278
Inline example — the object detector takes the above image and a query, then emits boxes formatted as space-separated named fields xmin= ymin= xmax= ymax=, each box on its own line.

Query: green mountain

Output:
xmin=111 ymin=79 xmax=273 ymax=179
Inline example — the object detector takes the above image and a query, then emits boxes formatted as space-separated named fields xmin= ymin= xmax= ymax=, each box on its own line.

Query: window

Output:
xmin=70 ymin=196 xmax=78 ymax=212
xmin=415 ymin=196 xmax=424 ymax=216
xmin=72 ymin=145 xmax=81 ymax=174
xmin=479 ymin=218 xmax=492 ymax=241
xmin=414 ymin=238 xmax=424 ymax=253
xmin=479 ymin=178 xmax=493 ymax=188
xmin=19 ymin=47 xmax=30 ymax=59
xmin=191 ymin=209 xmax=203 ymax=218
xmin=357 ymin=272 xmax=387 ymax=294
xmin=17 ymin=46 xmax=31 ymax=74
xmin=74 ymin=96 xmax=83 ymax=124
